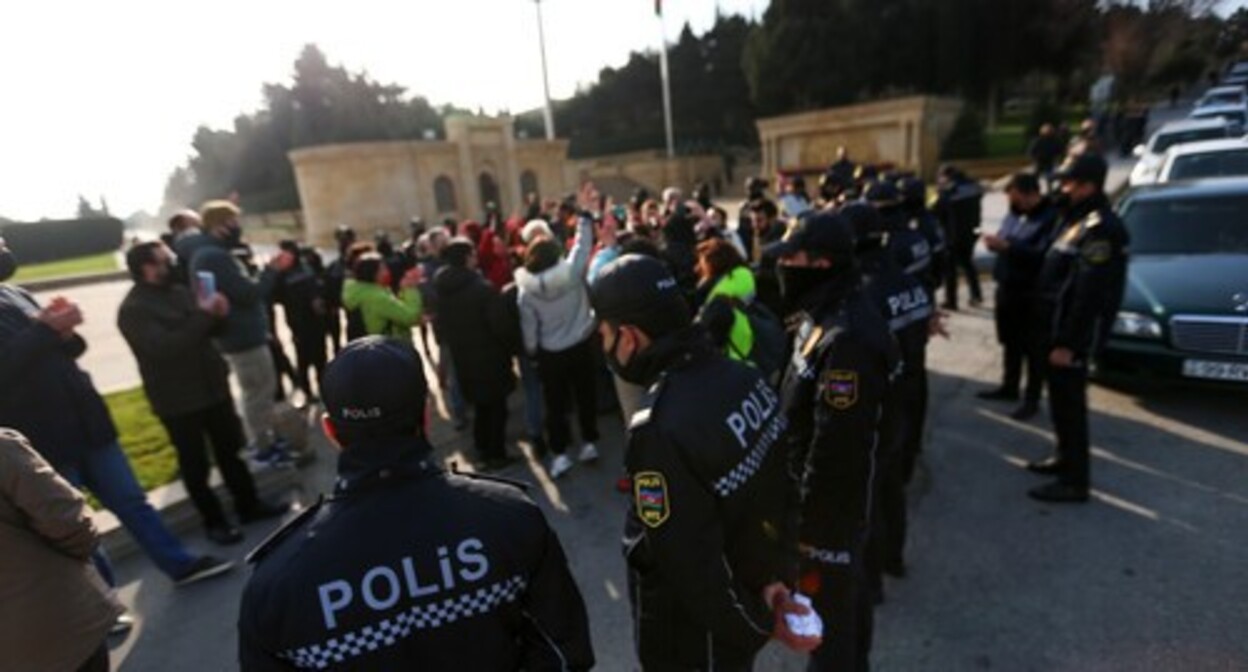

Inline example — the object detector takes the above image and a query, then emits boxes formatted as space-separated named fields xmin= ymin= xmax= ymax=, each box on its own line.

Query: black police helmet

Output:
xmin=840 ymin=202 xmax=887 ymax=249
xmin=864 ymin=181 xmax=902 ymax=208
xmin=897 ymin=176 xmax=927 ymax=207
xmin=765 ymin=209 xmax=855 ymax=261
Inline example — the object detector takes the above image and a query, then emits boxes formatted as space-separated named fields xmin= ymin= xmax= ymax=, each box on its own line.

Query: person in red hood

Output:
xmin=459 ymin=220 xmax=513 ymax=290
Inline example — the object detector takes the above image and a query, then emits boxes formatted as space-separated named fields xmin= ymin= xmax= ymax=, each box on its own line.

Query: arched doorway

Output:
xmin=520 ymin=169 xmax=540 ymax=201
xmin=433 ymin=175 xmax=457 ymax=214
xmin=478 ymin=172 xmax=501 ymax=213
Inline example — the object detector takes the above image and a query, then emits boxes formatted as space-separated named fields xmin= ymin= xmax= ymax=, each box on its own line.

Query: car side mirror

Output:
xmin=1133 ymin=145 xmax=1146 ymax=158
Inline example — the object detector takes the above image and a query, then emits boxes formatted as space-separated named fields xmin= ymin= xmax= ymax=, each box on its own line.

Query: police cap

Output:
xmin=322 ymin=337 xmax=428 ymax=435
xmin=590 ymin=254 xmax=691 ymax=338
xmin=840 ymin=201 xmax=887 ymax=248
xmin=1054 ymin=153 xmax=1108 ymax=189
xmin=766 ymin=209 xmax=855 ymax=260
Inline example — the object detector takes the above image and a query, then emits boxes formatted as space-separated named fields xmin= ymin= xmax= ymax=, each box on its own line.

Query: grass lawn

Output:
xmin=104 ymin=387 xmax=179 ymax=497
xmin=12 ymin=251 xmax=119 ymax=283
xmin=986 ymin=124 xmax=1027 ymax=158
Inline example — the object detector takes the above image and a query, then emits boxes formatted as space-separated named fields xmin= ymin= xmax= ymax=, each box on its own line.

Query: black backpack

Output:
xmin=727 ymin=298 xmax=787 ymax=386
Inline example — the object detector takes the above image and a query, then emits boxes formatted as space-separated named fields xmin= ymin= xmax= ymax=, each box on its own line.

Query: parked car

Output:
xmin=1156 ymin=138 xmax=1248 ymax=183
xmin=1190 ymin=105 xmax=1247 ymax=133
xmin=1129 ymin=118 xmax=1235 ymax=186
xmin=1195 ymin=85 xmax=1248 ymax=110
xmin=1099 ymin=179 xmax=1248 ymax=386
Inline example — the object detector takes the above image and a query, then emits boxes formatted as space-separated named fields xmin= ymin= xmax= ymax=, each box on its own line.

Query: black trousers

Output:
xmin=291 ymin=324 xmax=327 ymax=398
xmin=995 ymin=287 xmax=1045 ymax=404
xmin=870 ymin=368 xmax=925 ymax=578
xmin=943 ymin=230 xmax=982 ymax=308
xmin=804 ymin=532 xmax=873 ymax=672
xmin=473 ymin=397 xmax=509 ymax=460
xmin=326 ymin=303 xmax=343 ymax=354
xmin=536 ymin=337 xmax=601 ymax=455
xmin=1047 ymin=363 xmax=1090 ymax=488
xmin=159 ymin=400 xmax=261 ymax=528
xmin=269 ymin=335 xmax=296 ymax=401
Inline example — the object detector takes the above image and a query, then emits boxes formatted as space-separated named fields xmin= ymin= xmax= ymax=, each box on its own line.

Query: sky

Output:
xmin=0 ymin=0 xmax=770 ymax=222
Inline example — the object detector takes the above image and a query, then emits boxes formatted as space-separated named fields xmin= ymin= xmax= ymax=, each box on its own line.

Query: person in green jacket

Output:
xmin=694 ymin=237 xmax=755 ymax=361
xmin=341 ymin=252 xmax=423 ymax=341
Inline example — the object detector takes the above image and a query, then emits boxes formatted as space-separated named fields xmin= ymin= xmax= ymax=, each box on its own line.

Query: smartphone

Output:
xmin=196 ymin=271 xmax=216 ymax=301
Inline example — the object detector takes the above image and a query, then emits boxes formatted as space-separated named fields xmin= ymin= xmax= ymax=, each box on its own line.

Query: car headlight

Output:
xmin=1112 ymin=311 xmax=1163 ymax=339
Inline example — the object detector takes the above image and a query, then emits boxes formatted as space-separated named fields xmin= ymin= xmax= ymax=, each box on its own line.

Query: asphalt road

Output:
xmin=87 ymin=280 xmax=1248 ymax=671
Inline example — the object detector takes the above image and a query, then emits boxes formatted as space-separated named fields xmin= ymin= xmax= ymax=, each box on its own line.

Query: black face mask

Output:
xmin=0 ymin=250 xmax=16 ymax=282
xmin=1051 ymin=191 xmax=1072 ymax=213
xmin=223 ymin=225 xmax=243 ymax=247
xmin=776 ymin=265 xmax=836 ymax=314
xmin=604 ymin=328 xmax=654 ymax=386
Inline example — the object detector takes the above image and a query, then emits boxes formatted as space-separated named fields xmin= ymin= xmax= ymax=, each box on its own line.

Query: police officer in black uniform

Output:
xmin=1026 ymin=155 xmax=1129 ymax=503
xmin=238 ymin=337 xmax=594 ymax=671
xmin=772 ymin=212 xmax=898 ymax=672
xmin=849 ymin=194 xmax=936 ymax=591
xmin=896 ymin=176 xmax=948 ymax=296
xmin=324 ymin=225 xmax=356 ymax=354
xmin=589 ymin=254 xmax=818 ymax=671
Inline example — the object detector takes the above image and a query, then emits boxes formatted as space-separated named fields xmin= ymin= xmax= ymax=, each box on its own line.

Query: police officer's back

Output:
xmin=590 ymin=255 xmax=816 ymax=670
xmin=772 ymin=212 xmax=898 ymax=672
xmin=238 ymin=337 xmax=593 ymax=671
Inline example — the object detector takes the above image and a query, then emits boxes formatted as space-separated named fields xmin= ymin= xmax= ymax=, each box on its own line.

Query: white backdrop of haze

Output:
xmin=0 ymin=0 xmax=767 ymax=221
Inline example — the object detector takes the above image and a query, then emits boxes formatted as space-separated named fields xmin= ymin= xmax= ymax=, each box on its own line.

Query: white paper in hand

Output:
xmin=784 ymin=593 xmax=824 ymax=639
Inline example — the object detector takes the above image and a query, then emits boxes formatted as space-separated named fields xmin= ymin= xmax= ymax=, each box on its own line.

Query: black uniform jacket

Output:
xmin=1034 ymin=194 xmax=1130 ymax=357
xmin=623 ymin=331 xmax=794 ymax=669
xmin=780 ymin=276 xmax=899 ymax=558
xmin=238 ymin=439 xmax=593 ymax=671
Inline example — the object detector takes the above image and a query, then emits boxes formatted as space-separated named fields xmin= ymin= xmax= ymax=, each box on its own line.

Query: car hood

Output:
xmin=1123 ymin=254 xmax=1248 ymax=316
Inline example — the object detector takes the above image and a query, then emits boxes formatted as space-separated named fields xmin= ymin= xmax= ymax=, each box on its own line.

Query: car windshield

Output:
xmin=1168 ymin=149 xmax=1248 ymax=180
xmin=1122 ymin=195 xmax=1248 ymax=254
xmin=1200 ymin=92 xmax=1243 ymax=106
xmin=1153 ymin=128 xmax=1228 ymax=153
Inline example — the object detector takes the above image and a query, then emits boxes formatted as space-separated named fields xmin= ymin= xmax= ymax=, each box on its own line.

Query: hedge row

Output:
xmin=0 ymin=218 xmax=124 ymax=264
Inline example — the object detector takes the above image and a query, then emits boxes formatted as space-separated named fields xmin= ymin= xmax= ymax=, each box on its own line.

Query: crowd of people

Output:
xmin=0 ymin=133 xmax=1127 ymax=669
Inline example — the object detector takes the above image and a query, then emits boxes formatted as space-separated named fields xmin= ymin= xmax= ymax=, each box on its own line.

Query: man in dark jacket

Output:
xmin=176 ymin=200 xmax=294 ymax=454
xmin=0 ymin=237 xmax=232 ymax=585
xmin=1026 ymin=155 xmax=1129 ymax=503
xmin=432 ymin=238 xmax=516 ymax=469
xmin=1028 ymin=124 xmax=1066 ymax=192
xmin=773 ymin=212 xmax=899 ymax=672
xmin=239 ymin=337 xmax=594 ymax=671
xmin=118 ymin=242 xmax=287 ymax=545
xmin=590 ymin=254 xmax=818 ymax=671
xmin=934 ymin=166 xmax=985 ymax=310
xmin=980 ymin=173 xmax=1060 ymax=420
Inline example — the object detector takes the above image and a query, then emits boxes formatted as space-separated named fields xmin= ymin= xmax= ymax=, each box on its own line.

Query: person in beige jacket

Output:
xmin=0 ymin=428 xmax=123 ymax=672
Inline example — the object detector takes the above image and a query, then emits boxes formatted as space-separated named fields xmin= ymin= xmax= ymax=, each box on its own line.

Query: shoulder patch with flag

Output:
xmin=634 ymin=471 xmax=670 ymax=528
xmin=821 ymin=369 xmax=859 ymax=410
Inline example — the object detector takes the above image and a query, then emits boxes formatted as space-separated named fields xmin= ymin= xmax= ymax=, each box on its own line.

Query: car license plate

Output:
xmin=1182 ymin=359 xmax=1248 ymax=382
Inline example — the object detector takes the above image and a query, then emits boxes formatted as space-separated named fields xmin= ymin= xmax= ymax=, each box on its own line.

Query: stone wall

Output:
xmin=574 ymin=150 xmax=728 ymax=199
xmin=289 ymin=116 xmax=571 ymax=248
xmin=756 ymin=96 xmax=963 ymax=181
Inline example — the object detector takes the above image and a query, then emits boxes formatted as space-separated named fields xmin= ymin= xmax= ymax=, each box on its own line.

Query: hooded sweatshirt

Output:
xmin=515 ymin=216 xmax=595 ymax=355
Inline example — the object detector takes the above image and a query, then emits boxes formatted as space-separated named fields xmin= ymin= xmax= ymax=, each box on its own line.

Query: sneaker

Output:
xmin=205 ymin=524 xmax=244 ymax=546
xmin=250 ymin=442 xmax=295 ymax=469
xmin=239 ymin=499 xmax=290 ymax=524
xmin=109 ymin=612 xmax=135 ymax=637
xmin=174 ymin=556 xmax=235 ymax=587
xmin=549 ymin=454 xmax=575 ymax=479
xmin=578 ymin=443 xmax=599 ymax=463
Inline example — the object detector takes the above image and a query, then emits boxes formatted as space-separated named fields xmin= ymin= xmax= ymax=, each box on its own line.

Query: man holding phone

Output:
xmin=119 ymin=242 xmax=288 ymax=545
xmin=176 ymin=201 xmax=296 ymax=459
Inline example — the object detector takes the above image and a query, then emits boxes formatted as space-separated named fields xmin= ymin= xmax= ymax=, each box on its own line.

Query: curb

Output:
xmin=93 ymin=453 xmax=313 ymax=562
xmin=21 ymin=270 xmax=129 ymax=292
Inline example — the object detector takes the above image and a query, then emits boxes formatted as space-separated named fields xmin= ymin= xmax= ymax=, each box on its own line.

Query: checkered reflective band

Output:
xmin=712 ymin=414 xmax=788 ymax=498
xmin=279 ymin=575 xmax=527 ymax=669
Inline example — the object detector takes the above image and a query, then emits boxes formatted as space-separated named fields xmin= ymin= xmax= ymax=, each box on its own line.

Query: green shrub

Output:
xmin=941 ymin=108 xmax=987 ymax=160
xmin=0 ymin=218 xmax=124 ymax=264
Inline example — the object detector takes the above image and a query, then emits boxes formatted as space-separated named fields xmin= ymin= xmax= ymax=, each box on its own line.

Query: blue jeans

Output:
xmin=518 ymin=355 xmax=544 ymax=439
xmin=64 ymin=441 xmax=197 ymax=579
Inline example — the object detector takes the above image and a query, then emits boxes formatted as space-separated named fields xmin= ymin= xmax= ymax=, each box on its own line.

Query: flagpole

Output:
xmin=535 ymin=0 xmax=556 ymax=140
xmin=657 ymin=1 xmax=675 ymax=158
